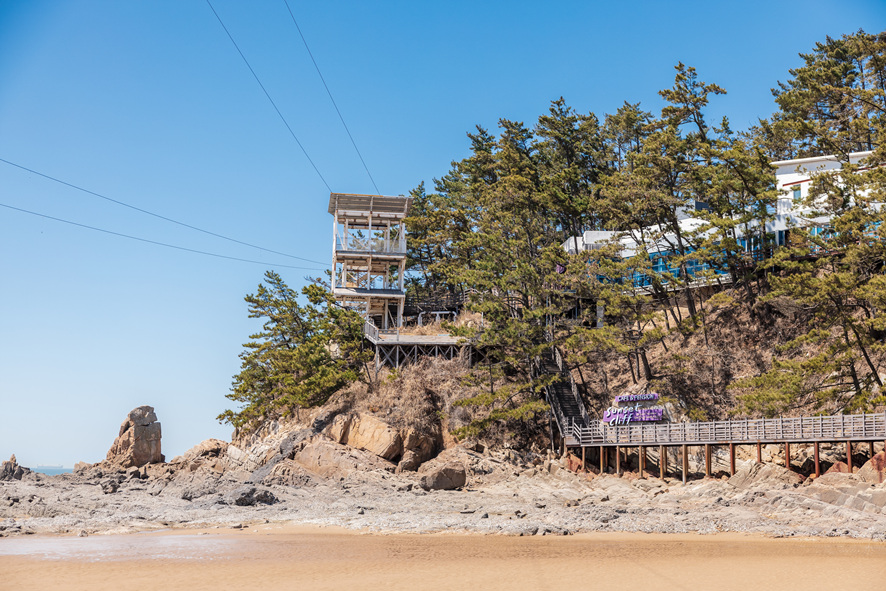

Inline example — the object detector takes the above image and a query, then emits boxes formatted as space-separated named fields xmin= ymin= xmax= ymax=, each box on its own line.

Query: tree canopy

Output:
xmin=218 ymin=271 xmax=373 ymax=430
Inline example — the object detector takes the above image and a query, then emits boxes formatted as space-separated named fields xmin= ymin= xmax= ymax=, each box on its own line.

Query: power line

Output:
xmin=0 ymin=202 xmax=327 ymax=271
xmin=0 ymin=157 xmax=329 ymax=266
xmin=206 ymin=0 xmax=332 ymax=192
xmin=282 ymin=0 xmax=381 ymax=195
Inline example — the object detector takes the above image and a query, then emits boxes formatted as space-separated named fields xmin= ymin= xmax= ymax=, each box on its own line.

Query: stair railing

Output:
xmin=552 ymin=346 xmax=590 ymax=427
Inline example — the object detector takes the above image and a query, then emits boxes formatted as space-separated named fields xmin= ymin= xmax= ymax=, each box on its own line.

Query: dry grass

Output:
xmin=335 ymin=354 xmax=476 ymax=439
xmin=398 ymin=310 xmax=484 ymax=336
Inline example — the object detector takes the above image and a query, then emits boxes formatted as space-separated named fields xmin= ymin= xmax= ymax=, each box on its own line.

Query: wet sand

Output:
xmin=1 ymin=526 xmax=884 ymax=591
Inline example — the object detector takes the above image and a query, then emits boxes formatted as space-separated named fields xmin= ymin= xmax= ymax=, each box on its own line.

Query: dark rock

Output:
xmin=0 ymin=455 xmax=31 ymax=481
xmin=231 ymin=486 xmax=277 ymax=506
xmin=100 ymin=479 xmax=119 ymax=494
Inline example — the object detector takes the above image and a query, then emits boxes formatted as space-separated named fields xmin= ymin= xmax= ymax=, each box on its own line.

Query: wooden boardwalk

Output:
xmin=559 ymin=412 xmax=886 ymax=483
xmin=563 ymin=412 xmax=886 ymax=447
xmin=363 ymin=321 xmax=469 ymax=369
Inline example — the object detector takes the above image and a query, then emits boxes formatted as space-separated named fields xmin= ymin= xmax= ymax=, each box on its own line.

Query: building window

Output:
xmin=792 ymin=186 xmax=801 ymax=201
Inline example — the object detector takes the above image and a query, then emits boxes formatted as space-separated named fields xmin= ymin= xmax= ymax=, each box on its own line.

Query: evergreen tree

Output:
xmin=218 ymin=272 xmax=372 ymax=431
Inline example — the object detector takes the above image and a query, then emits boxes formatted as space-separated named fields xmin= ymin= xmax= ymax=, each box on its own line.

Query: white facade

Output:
xmin=563 ymin=151 xmax=876 ymax=257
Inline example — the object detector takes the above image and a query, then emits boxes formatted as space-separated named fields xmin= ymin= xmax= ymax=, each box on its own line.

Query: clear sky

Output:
xmin=2 ymin=1 xmax=885 ymax=468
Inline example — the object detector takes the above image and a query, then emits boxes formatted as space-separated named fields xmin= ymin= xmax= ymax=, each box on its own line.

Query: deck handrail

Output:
xmin=552 ymin=346 xmax=591 ymax=427
xmin=569 ymin=411 xmax=886 ymax=446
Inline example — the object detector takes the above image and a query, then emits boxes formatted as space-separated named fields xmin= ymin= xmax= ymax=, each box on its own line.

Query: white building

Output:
xmin=563 ymin=151 xmax=876 ymax=263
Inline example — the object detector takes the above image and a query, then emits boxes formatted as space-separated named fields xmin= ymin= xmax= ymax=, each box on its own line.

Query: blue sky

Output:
xmin=2 ymin=1 xmax=885 ymax=467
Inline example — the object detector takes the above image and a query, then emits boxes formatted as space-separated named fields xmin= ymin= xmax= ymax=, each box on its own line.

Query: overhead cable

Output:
xmin=206 ymin=0 xmax=332 ymax=192
xmin=282 ymin=0 xmax=381 ymax=195
xmin=0 ymin=202 xmax=327 ymax=271
xmin=0 ymin=157 xmax=329 ymax=266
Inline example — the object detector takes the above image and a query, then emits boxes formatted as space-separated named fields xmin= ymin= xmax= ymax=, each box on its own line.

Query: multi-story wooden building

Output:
xmin=329 ymin=192 xmax=411 ymax=330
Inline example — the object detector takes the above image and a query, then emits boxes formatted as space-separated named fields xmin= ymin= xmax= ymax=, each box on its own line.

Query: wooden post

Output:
xmin=785 ymin=442 xmax=791 ymax=471
xmin=846 ymin=440 xmax=852 ymax=471
xmin=639 ymin=446 xmax=646 ymax=478
xmin=600 ymin=447 xmax=607 ymax=474
xmin=704 ymin=444 xmax=711 ymax=477
xmin=615 ymin=446 xmax=621 ymax=476
xmin=756 ymin=442 xmax=762 ymax=463
xmin=562 ymin=437 xmax=566 ymax=457
xmin=729 ymin=443 xmax=736 ymax=476
xmin=581 ymin=446 xmax=586 ymax=472
xmin=814 ymin=441 xmax=821 ymax=477
xmin=681 ymin=445 xmax=688 ymax=484
xmin=659 ymin=445 xmax=666 ymax=479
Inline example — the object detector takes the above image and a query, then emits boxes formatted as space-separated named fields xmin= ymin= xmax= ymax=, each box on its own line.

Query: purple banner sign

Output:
xmin=603 ymin=405 xmax=664 ymax=425
xmin=614 ymin=392 xmax=659 ymax=404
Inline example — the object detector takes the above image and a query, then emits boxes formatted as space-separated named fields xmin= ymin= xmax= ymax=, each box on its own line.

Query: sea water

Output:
xmin=33 ymin=467 xmax=73 ymax=476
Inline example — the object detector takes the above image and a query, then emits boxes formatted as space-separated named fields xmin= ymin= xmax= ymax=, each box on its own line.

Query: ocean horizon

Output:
xmin=34 ymin=467 xmax=73 ymax=476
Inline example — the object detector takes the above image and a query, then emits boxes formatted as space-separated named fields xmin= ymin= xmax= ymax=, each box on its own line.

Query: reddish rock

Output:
xmin=858 ymin=452 xmax=886 ymax=484
xmin=825 ymin=461 xmax=852 ymax=474
xmin=564 ymin=453 xmax=584 ymax=473
xmin=106 ymin=406 xmax=163 ymax=468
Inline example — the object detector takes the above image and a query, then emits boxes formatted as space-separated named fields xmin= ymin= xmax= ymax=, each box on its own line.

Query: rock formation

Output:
xmin=326 ymin=413 xmax=402 ymax=460
xmin=0 ymin=455 xmax=30 ymax=481
xmin=419 ymin=461 xmax=467 ymax=490
xmin=105 ymin=406 xmax=163 ymax=468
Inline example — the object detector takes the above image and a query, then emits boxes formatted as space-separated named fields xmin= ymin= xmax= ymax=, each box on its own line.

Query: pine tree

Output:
xmin=218 ymin=272 xmax=372 ymax=431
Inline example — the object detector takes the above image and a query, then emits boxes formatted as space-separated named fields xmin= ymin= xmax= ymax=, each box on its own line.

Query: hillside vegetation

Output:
xmin=221 ymin=30 xmax=886 ymax=442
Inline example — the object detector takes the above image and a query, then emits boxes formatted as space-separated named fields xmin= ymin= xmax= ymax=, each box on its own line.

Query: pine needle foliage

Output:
xmin=218 ymin=271 xmax=372 ymax=430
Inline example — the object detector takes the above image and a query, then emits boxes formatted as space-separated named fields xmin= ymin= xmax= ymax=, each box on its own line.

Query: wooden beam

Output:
xmin=729 ymin=443 xmax=736 ymax=476
xmin=814 ymin=441 xmax=821 ymax=477
xmin=659 ymin=445 xmax=666 ymax=479
xmin=639 ymin=446 xmax=646 ymax=478
xmin=681 ymin=445 xmax=688 ymax=484
xmin=581 ymin=446 xmax=586 ymax=473
xmin=756 ymin=442 xmax=762 ymax=463
xmin=846 ymin=440 xmax=853 ymax=471
xmin=704 ymin=444 xmax=711 ymax=477
xmin=615 ymin=446 xmax=621 ymax=475
xmin=785 ymin=442 xmax=791 ymax=472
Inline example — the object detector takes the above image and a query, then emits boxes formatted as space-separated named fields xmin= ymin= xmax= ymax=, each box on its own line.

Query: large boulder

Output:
xmin=325 ymin=413 xmax=402 ymax=461
xmin=105 ymin=406 xmax=163 ymax=468
xmin=0 ymin=455 xmax=30 ymax=481
xmin=858 ymin=452 xmax=886 ymax=484
xmin=418 ymin=462 xmax=467 ymax=491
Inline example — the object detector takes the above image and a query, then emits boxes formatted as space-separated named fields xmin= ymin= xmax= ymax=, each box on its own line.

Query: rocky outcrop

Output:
xmin=727 ymin=461 xmax=803 ymax=490
xmin=419 ymin=462 xmax=467 ymax=491
xmin=326 ymin=413 xmax=402 ymax=461
xmin=106 ymin=406 xmax=163 ymax=468
xmin=171 ymin=439 xmax=228 ymax=473
xmin=292 ymin=437 xmax=395 ymax=478
xmin=0 ymin=455 xmax=30 ymax=481
xmin=401 ymin=427 xmax=439 ymax=464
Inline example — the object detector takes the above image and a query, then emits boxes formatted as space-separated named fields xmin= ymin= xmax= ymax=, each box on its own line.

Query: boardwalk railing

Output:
xmin=564 ymin=412 xmax=886 ymax=447
xmin=363 ymin=321 xmax=380 ymax=342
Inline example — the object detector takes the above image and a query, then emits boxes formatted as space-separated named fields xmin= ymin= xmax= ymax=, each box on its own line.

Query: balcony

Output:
xmin=334 ymin=234 xmax=407 ymax=255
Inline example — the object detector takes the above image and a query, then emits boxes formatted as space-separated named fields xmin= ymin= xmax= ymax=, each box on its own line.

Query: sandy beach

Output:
xmin=2 ymin=526 xmax=884 ymax=591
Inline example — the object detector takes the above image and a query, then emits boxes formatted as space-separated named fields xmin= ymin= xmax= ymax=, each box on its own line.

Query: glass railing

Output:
xmin=335 ymin=236 xmax=407 ymax=254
